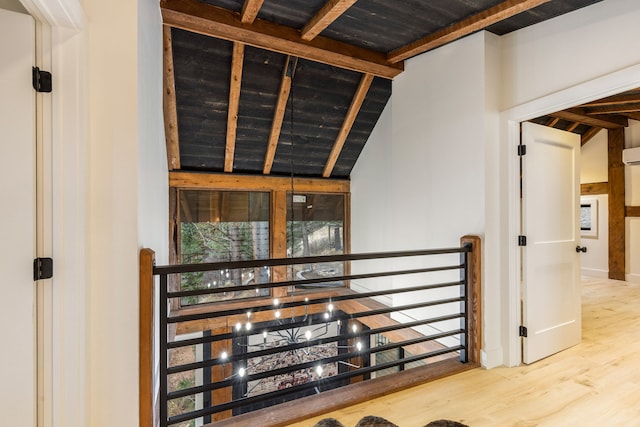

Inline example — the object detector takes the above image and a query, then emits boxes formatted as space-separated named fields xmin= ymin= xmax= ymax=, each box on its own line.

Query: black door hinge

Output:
xmin=34 ymin=257 xmax=53 ymax=281
xmin=519 ymin=325 xmax=528 ymax=337
xmin=518 ymin=145 xmax=527 ymax=156
xmin=518 ymin=235 xmax=527 ymax=246
xmin=32 ymin=67 xmax=52 ymax=93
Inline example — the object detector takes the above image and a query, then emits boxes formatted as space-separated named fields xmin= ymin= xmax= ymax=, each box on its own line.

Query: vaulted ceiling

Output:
xmin=161 ymin=0 xmax=603 ymax=179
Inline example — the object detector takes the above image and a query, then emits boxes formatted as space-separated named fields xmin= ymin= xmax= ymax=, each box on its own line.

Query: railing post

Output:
xmin=139 ymin=248 xmax=156 ymax=427
xmin=160 ymin=272 xmax=169 ymax=427
xmin=459 ymin=244 xmax=469 ymax=363
xmin=460 ymin=235 xmax=482 ymax=365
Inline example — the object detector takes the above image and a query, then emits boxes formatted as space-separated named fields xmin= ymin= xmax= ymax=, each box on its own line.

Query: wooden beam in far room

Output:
xmin=608 ymin=128 xmax=625 ymax=281
xmin=626 ymin=206 xmax=640 ymax=217
xmin=581 ymin=182 xmax=608 ymax=195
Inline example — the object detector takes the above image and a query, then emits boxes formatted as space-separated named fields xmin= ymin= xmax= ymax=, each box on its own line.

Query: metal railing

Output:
xmin=140 ymin=236 xmax=481 ymax=427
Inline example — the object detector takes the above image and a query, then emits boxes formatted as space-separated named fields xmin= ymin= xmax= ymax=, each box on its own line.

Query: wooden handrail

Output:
xmin=139 ymin=248 xmax=156 ymax=427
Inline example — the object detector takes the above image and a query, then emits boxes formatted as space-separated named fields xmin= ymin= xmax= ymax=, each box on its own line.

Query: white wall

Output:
xmin=580 ymin=130 xmax=608 ymax=277
xmin=626 ymin=120 xmax=640 ymax=282
xmin=351 ymin=31 xmax=500 ymax=366
xmin=84 ymin=0 xmax=167 ymax=426
xmin=578 ymin=120 xmax=640 ymax=281
xmin=351 ymin=102 xmax=393 ymax=302
xmin=354 ymin=0 xmax=640 ymax=368
xmin=500 ymin=0 xmax=640 ymax=110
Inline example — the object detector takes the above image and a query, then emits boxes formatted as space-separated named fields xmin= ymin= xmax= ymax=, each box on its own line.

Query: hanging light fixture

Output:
xmin=218 ymin=57 xmax=362 ymax=398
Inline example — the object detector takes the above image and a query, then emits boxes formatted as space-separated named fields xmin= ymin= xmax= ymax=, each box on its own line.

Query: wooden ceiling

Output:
xmin=161 ymin=0 xmax=604 ymax=179
xmin=529 ymin=88 xmax=640 ymax=145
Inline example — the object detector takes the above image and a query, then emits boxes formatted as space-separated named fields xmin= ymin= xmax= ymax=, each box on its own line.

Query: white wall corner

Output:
xmin=20 ymin=0 xmax=84 ymax=29
xmin=581 ymin=268 xmax=609 ymax=279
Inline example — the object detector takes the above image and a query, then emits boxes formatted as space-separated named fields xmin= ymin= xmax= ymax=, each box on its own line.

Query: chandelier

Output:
xmin=219 ymin=297 xmax=363 ymax=398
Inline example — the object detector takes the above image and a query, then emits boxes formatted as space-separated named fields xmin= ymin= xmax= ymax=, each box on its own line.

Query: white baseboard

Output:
xmin=580 ymin=268 xmax=608 ymax=279
xmin=626 ymin=273 xmax=640 ymax=283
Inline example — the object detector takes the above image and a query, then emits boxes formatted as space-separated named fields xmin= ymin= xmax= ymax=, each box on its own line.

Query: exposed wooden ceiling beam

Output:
xmin=387 ymin=0 xmax=551 ymax=63
xmin=580 ymin=91 xmax=640 ymax=107
xmin=301 ymin=0 xmax=359 ymax=41
xmin=240 ymin=0 xmax=264 ymax=24
xmin=160 ymin=0 xmax=403 ymax=79
xmin=170 ymin=171 xmax=350 ymax=193
xmin=622 ymin=112 xmax=640 ymax=121
xmin=263 ymin=56 xmax=296 ymax=175
xmin=163 ymin=25 xmax=181 ymax=170
xmin=581 ymin=126 xmax=602 ymax=146
xmin=546 ymin=117 xmax=560 ymax=127
xmin=322 ymin=73 xmax=374 ymax=178
xmin=550 ymin=108 xmax=628 ymax=129
xmin=584 ymin=103 xmax=640 ymax=115
xmin=225 ymin=42 xmax=245 ymax=173
xmin=566 ymin=122 xmax=580 ymax=132
xmin=581 ymin=182 xmax=608 ymax=195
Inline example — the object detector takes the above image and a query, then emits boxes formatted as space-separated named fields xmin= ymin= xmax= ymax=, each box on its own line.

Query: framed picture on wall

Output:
xmin=580 ymin=197 xmax=598 ymax=238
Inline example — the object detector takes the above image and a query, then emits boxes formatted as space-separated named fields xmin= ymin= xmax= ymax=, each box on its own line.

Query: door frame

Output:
xmin=502 ymin=63 xmax=640 ymax=367
xmin=18 ymin=0 xmax=87 ymax=426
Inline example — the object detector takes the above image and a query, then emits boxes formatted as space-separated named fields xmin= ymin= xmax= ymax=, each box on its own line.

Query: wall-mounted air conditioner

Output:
xmin=622 ymin=147 xmax=640 ymax=165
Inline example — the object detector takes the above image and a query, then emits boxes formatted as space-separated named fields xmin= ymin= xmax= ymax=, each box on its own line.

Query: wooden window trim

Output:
xmin=170 ymin=172 xmax=351 ymax=304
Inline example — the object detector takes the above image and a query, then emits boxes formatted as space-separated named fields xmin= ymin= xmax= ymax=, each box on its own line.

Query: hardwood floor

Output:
xmin=289 ymin=276 xmax=640 ymax=426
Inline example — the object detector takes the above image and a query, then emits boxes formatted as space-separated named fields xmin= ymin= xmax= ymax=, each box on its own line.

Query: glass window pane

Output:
xmin=179 ymin=190 xmax=270 ymax=304
xmin=286 ymin=193 xmax=345 ymax=287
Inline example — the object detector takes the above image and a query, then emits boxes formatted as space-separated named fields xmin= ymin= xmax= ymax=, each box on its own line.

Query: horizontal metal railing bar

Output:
xmin=168 ymin=264 xmax=463 ymax=298
xmin=167 ymin=330 xmax=460 ymax=400
xmin=155 ymin=247 xmax=468 ymax=275
xmin=158 ymin=242 xmax=474 ymax=426
xmin=166 ymin=345 xmax=463 ymax=425
xmin=167 ymin=279 xmax=464 ymax=325
xmin=167 ymin=313 xmax=463 ymax=375
xmin=166 ymin=296 xmax=464 ymax=349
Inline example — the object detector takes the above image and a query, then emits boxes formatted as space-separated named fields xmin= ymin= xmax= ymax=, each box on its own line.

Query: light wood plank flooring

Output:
xmin=289 ymin=276 xmax=640 ymax=426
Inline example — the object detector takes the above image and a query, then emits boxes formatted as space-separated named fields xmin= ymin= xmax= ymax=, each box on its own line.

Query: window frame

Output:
xmin=169 ymin=172 xmax=351 ymax=307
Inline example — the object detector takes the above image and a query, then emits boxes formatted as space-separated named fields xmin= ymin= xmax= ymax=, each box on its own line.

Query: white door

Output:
xmin=521 ymin=122 xmax=581 ymax=364
xmin=0 ymin=8 xmax=37 ymax=426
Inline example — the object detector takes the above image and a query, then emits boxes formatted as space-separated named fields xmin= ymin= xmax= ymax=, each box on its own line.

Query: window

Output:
xmin=287 ymin=193 xmax=345 ymax=286
xmin=179 ymin=190 xmax=270 ymax=304
xmin=171 ymin=175 xmax=350 ymax=304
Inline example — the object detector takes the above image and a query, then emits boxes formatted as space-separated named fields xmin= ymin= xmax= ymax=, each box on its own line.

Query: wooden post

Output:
xmin=608 ymin=129 xmax=626 ymax=280
xmin=460 ymin=235 xmax=482 ymax=365
xmin=139 ymin=248 xmax=156 ymax=427
xmin=271 ymin=190 xmax=288 ymax=298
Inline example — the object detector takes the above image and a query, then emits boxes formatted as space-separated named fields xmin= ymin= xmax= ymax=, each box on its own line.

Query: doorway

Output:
xmin=502 ymin=64 xmax=640 ymax=367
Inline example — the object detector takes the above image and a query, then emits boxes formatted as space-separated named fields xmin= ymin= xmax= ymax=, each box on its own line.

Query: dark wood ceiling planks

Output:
xmin=162 ymin=0 xmax=605 ymax=179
